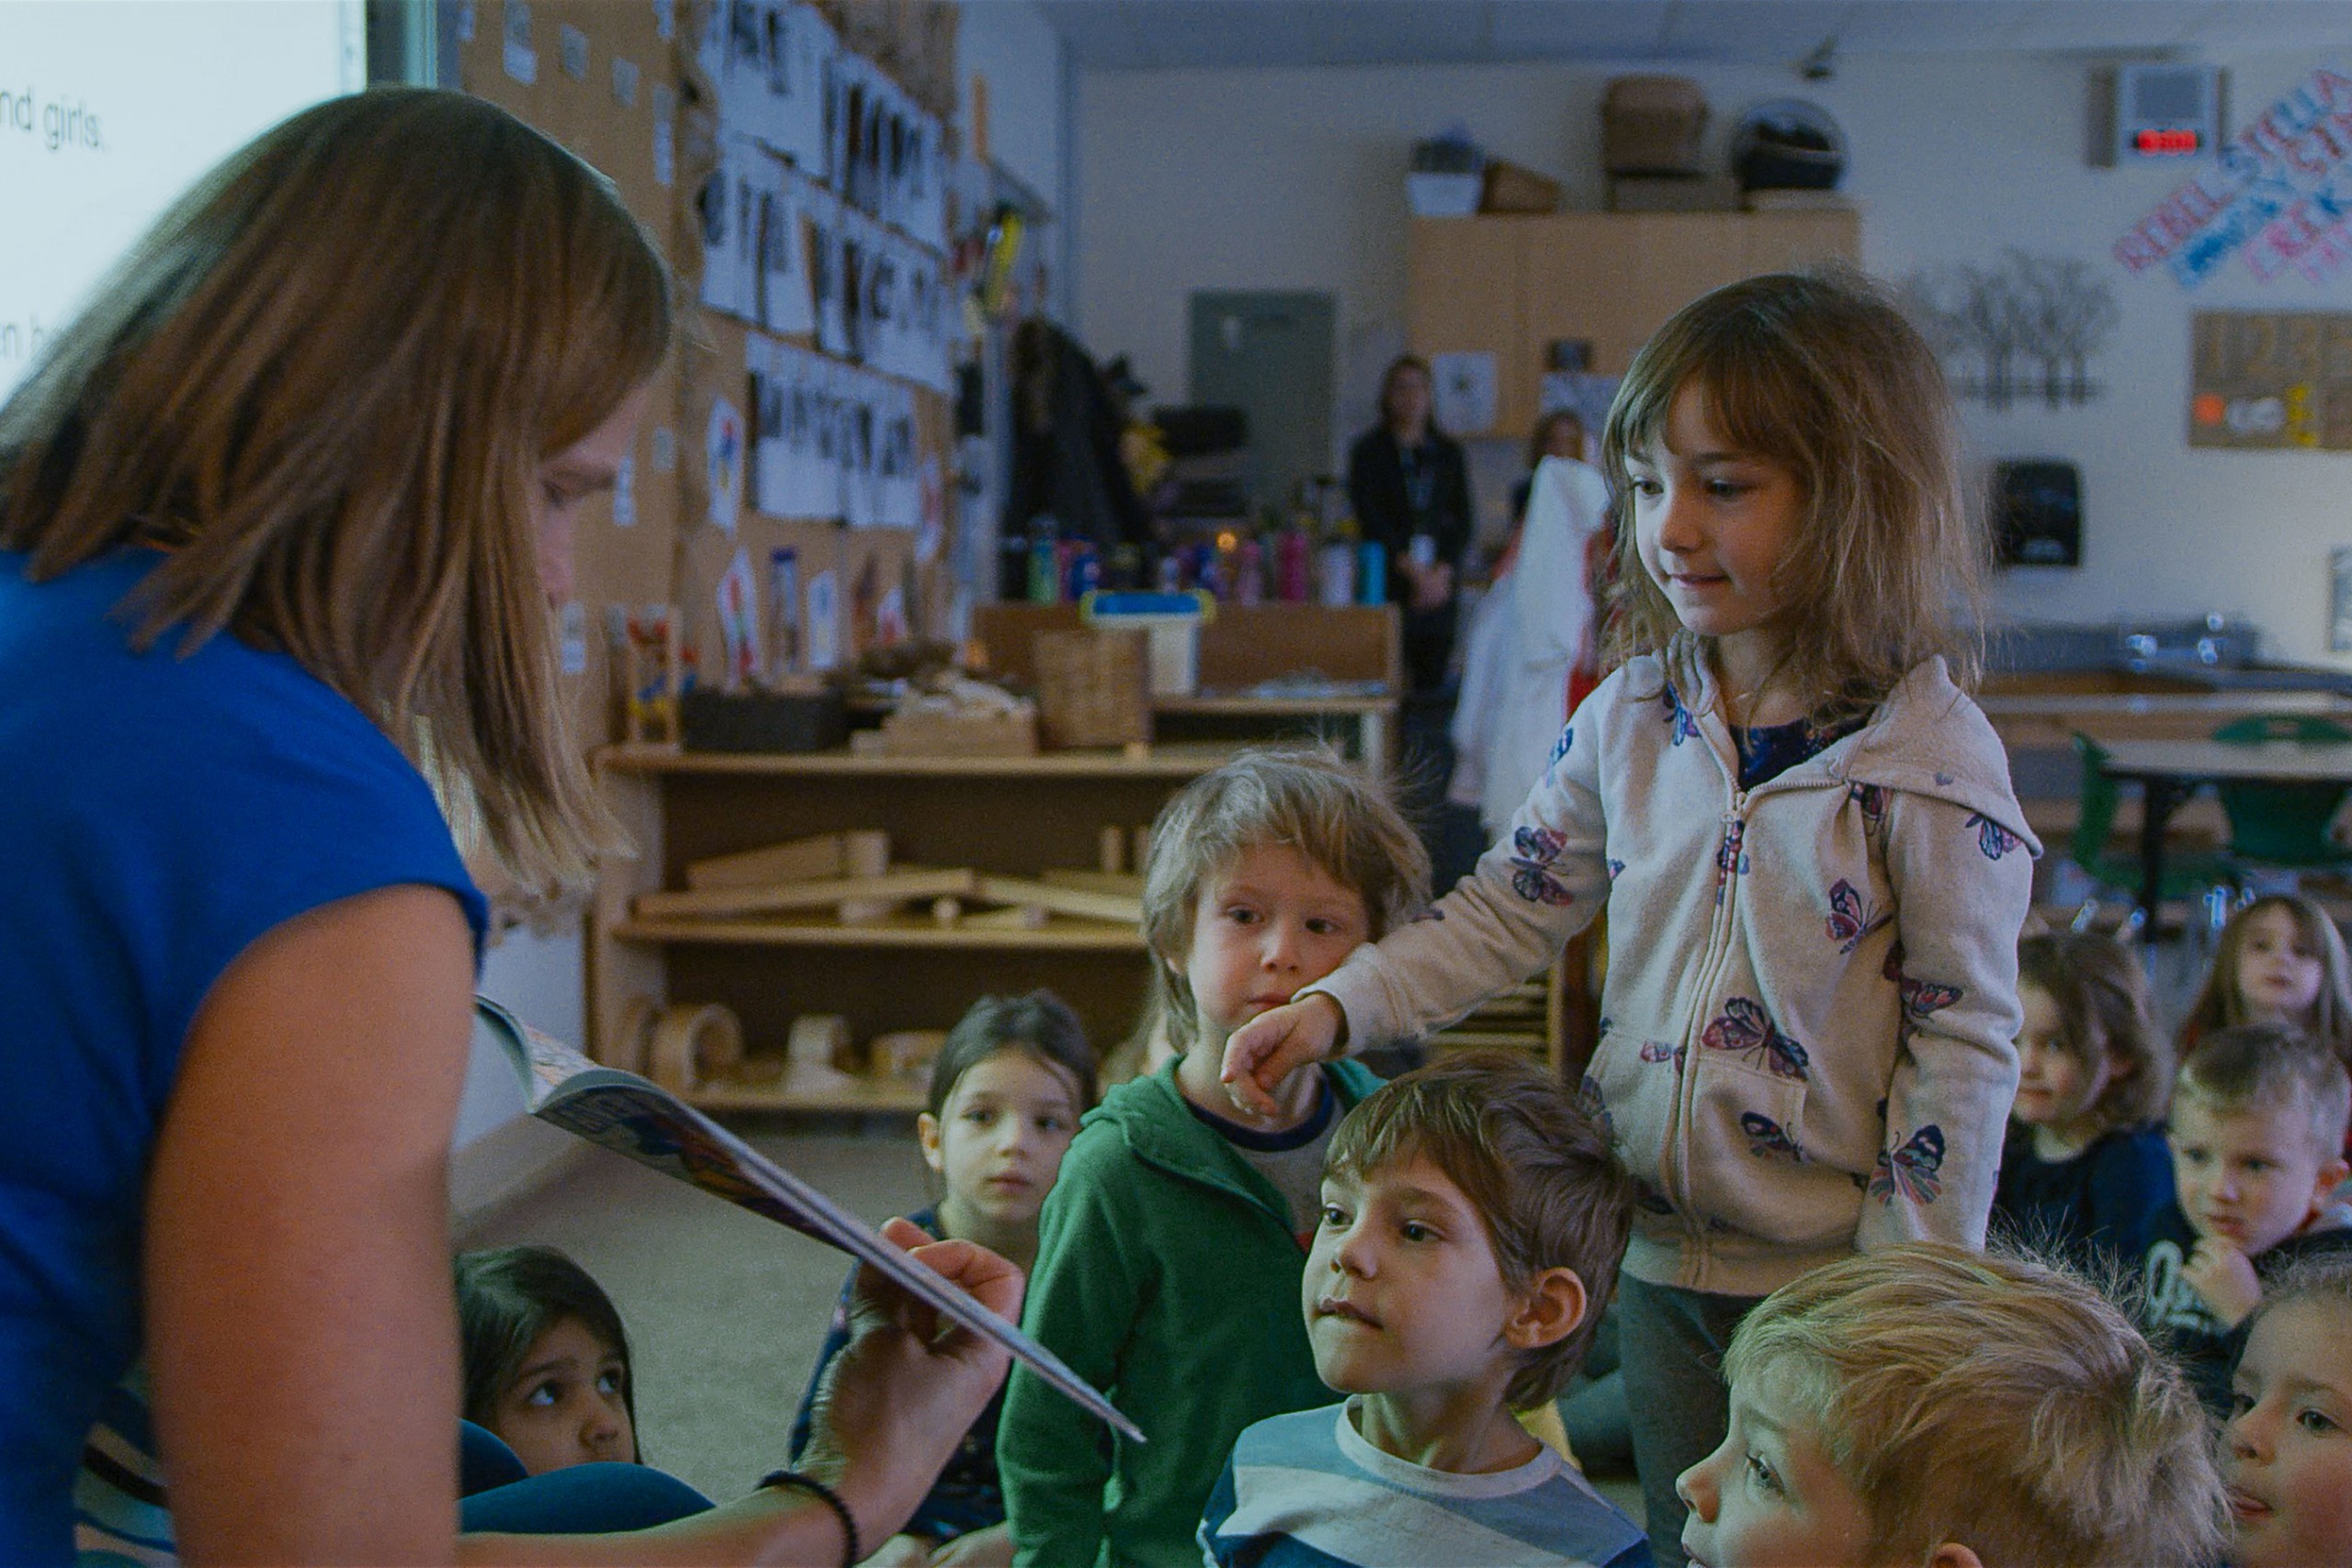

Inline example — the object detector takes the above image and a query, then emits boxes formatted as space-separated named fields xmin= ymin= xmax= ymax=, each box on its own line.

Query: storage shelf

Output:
xmin=616 ymin=913 xmax=1148 ymax=951
xmin=598 ymin=742 xmax=1239 ymax=779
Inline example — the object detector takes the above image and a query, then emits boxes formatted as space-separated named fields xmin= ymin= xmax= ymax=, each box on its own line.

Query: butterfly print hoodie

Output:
xmin=1308 ymin=635 xmax=2038 ymax=1297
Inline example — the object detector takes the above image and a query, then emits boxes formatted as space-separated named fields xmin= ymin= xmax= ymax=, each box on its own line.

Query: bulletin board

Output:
xmin=454 ymin=0 xmax=964 ymax=753
xmin=2188 ymin=310 xmax=2352 ymax=452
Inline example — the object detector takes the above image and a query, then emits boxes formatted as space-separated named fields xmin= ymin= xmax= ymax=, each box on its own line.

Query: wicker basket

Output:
xmin=1034 ymin=628 xmax=1150 ymax=749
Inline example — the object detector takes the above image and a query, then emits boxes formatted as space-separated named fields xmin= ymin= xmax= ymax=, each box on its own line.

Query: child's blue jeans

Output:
xmin=1618 ymin=1275 xmax=1764 ymax=1568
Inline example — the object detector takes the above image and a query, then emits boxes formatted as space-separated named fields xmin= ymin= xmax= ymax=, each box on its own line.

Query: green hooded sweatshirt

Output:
xmin=999 ymin=1056 xmax=1384 ymax=1568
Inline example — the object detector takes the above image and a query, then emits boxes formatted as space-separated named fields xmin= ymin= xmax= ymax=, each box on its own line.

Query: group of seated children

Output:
xmin=456 ymin=754 xmax=2352 ymax=1568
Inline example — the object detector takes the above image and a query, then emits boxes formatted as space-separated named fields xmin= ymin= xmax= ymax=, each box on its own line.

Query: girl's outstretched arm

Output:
xmin=1225 ymin=711 xmax=1611 ymax=1112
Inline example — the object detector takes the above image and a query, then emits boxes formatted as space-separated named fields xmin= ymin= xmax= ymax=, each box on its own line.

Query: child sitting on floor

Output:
xmin=2180 ymin=894 xmax=2352 ymax=1066
xmin=456 ymin=1244 xmax=641 ymax=1477
xmin=1678 ymin=1243 xmax=2225 ymax=1568
xmin=997 ymin=748 xmax=1430 ymax=1568
xmin=1992 ymin=931 xmax=2175 ymax=1269
xmin=2138 ymin=1022 xmax=2352 ymax=1416
xmin=2222 ymin=1253 xmax=2352 ymax=1568
xmin=789 ymin=990 xmax=1097 ymax=1567
xmin=1200 ymin=1051 xmax=1648 ymax=1568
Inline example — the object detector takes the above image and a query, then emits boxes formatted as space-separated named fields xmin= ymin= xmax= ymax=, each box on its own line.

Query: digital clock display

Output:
xmin=2132 ymin=127 xmax=2203 ymax=155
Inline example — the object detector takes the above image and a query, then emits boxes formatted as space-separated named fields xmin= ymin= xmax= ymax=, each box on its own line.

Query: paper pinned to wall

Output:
xmin=807 ymin=568 xmax=841 ymax=671
xmin=1430 ymin=352 xmax=1498 ymax=435
xmin=707 ymin=395 xmax=743 ymax=533
xmin=715 ymin=546 xmax=762 ymax=690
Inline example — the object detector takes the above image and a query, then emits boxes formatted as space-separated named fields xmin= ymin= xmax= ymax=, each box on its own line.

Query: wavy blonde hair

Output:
xmin=1599 ymin=266 xmax=1986 ymax=720
xmin=1138 ymin=747 xmax=1429 ymax=1055
xmin=1726 ymin=1243 xmax=2227 ymax=1568
xmin=0 ymin=87 xmax=672 ymax=892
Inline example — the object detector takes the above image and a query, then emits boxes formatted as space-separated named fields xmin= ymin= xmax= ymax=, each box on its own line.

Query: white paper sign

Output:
xmin=707 ymin=396 xmax=744 ymax=534
xmin=1430 ymin=351 xmax=1498 ymax=434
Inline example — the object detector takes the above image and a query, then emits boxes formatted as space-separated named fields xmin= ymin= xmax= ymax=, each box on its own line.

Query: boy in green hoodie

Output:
xmin=998 ymin=750 xmax=1430 ymax=1568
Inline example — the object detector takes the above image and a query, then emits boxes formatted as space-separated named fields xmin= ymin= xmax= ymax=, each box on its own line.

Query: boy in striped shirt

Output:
xmin=1201 ymin=1052 xmax=1650 ymax=1568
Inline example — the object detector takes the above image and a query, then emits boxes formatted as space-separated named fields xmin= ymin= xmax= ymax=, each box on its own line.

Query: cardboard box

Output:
xmin=1602 ymin=75 xmax=1709 ymax=176
xmin=1606 ymin=174 xmax=1740 ymax=213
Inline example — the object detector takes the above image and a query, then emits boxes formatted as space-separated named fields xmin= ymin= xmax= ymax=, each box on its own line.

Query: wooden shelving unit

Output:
xmin=588 ymin=743 xmax=1212 ymax=1114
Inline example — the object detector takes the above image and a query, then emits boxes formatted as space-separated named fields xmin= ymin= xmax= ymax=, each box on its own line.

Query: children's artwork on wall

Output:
xmin=706 ymin=395 xmax=744 ymax=533
xmin=2188 ymin=310 xmax=2352 ymax=449
xmin=715 ymin=545 xmax=763 ymax=690
xmin=1899 ymin=251 xmax=2119 ymax=411
xmin=1430 ymin=351 xmax=1498 ymax=435
xmin=2116 ymin=66 xmax=2352 ymax=288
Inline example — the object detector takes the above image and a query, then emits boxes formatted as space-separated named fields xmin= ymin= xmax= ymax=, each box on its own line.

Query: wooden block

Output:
xmin=931 ymin=897 xmax=963 ymax=926
xmin=635 ymin=868 xmax=978 ymax=921
xmin=1043 ymin=869 xmax=1147 ymax=897
xmin=1133 ymin=825 xmax=1154 ymax=869
xmin=843 ymin=829 xmax=890 ymax=879
xmin=976 ymin=875 xmax=1144 ymax=925
xmin=1099 ymin=824 xmax=1126 ymax=874
xmin=961 ymin=904 xmax=1050 ymax=931
xmin=685 ymin=831 xmax=850 ymax=891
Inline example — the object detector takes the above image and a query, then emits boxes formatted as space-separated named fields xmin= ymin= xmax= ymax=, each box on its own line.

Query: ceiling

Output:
xmin=1035 ymin=0 xmax=2352 ymax=72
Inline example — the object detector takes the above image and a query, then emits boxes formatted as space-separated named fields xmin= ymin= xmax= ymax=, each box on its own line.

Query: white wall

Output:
xmin=1075 ymin=51 xmax=2352 ymax=665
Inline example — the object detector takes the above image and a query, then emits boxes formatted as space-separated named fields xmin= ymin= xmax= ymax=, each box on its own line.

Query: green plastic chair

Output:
xmin=2211 ymin=715 xmax=2352 ymax=869
xmin=2070 ymin=731 xmax=2238 ymax=900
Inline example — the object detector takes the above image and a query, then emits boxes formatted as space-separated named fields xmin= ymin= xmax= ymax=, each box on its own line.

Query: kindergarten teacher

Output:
xmin=0 ymin=87 xmax=1009 ymax=1566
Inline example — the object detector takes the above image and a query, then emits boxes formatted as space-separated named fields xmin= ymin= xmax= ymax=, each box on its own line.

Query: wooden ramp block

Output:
xmin=685 ymin=829 xmax=890 ymax=891
xmin=636 ymin=869 xmax=978 ymax=921
xmin=975 ymin=874 xmax=1145 ymax=925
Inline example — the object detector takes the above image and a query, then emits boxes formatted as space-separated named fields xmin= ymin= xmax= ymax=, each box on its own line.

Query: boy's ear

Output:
xmin=2311 ymin=1153 xmax=2350 ymax=1216
xmin=916 ymin=1111 xmax=945 ymax=1176
xmin=1503 ymin=1267 xmax=1589 ymax=1353
xmin=1927 ymin=1544 xmax=1986 ymax=1568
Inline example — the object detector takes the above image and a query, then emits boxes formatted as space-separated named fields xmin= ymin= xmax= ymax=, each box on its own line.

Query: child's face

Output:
xmin=1303 ymin=1153 xmax=1577 ymax=1397
xmin=2236 ymin=907 xmax=2326 ymax=1022
xmin=2224 ymin=1297 xmax=2352 ymax=1568
xmin=2011 ymin=982 xmax=2112 ymax=1134
xmin=1627 ymin=383 xmax=1804 ymax=652
xmin=1677 ymin=1364 xmax=1876 ymax=1568
xmin=488 ymin=1314 xmax=634 ymax=1475
xmin=1177 ymin=842 xmax=1370 ymax=1044
xmin=2168 ymin=1094 xmax=2345 ymax=1257
xmin=919 ymin=1047 xmax=1081 ymax=1231
xmin=531 ymin=381 xmax=648 ymax=605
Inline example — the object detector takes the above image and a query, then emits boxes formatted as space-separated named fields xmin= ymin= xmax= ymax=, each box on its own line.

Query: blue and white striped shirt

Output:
xmin=1200 ymin=1401 xmax=1651 ymax=1568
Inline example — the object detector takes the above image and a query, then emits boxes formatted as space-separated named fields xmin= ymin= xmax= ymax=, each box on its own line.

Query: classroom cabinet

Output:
xmin=1407 ymin=210 xmax=1862 ymax=438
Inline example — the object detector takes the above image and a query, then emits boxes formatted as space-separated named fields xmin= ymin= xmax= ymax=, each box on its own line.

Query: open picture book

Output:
xmin=476 ymin=998 xmax=1142 ymax=1443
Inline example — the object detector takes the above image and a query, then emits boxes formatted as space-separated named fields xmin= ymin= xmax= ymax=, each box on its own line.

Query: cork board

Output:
xmin=2189 ymin=310 xmax=2352 ymax=451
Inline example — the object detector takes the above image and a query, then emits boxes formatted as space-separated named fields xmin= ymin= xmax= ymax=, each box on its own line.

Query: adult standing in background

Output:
xmin=1347 ymin=355 xmax=1475 ymax=694
xmin=0 ymin=86 xmax=1014 ymax=1566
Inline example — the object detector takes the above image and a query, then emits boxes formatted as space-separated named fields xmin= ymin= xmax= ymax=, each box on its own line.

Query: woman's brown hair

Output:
xmin=1598 ymin=266 xmax=1986 ymax=721
xmin=0 ymin=86 xmax=672 ymax=891
xmin=2017 ymin=932 xmax=2170 ymax=1134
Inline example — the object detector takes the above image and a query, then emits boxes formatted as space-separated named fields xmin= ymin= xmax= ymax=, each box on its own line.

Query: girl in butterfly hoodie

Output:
xmin=1224 ymin=273 xmax=2037 ymax=1565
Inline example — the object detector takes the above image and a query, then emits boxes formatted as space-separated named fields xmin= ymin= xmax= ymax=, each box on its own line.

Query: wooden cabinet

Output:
xmin=587 ymin=746 xmax=1234 ymax=1111
xmin=1407 ymin=210 xmax=1862 ymax=437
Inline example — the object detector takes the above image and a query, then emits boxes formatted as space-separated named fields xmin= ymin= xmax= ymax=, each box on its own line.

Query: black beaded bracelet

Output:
xmin=757 ymin=1469 xmax=861 ymax=1568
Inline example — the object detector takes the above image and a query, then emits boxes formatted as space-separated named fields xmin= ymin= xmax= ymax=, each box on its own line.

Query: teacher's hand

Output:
xmin=799 ymin=1219 xmax=1023 ymax=1547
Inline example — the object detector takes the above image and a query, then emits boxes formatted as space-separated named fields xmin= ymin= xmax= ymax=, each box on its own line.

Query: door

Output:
xmin=1189 ymin=291 xmax=1335 ymax=515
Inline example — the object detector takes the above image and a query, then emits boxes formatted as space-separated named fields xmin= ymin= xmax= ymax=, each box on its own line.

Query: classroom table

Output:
xmin=2097 ymin=738 xmax=2352 ymax=938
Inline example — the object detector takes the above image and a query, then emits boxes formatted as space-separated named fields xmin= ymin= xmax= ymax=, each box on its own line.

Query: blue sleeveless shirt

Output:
xmin=0 ymin=548 xmax=487 ymax=1562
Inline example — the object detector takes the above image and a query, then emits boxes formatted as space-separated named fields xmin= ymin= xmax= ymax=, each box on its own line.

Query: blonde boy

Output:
xmin=998 ymin=750 xmax=1429 ymax=1568
xmin=1202 ymin=1052 xmax=1646 ymax=1568
xmin=1678 ymin=1245 xmax=2224 ymax=1568
xmin=2137 ymin=1023 xmax=2352 ymax=1414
